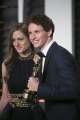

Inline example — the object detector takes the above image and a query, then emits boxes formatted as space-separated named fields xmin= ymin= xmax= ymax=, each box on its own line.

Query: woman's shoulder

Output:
xmin=2 ymin=61 xmax=9 ymax=81
xmin=2 ymin=61 xmax=6 ymax=70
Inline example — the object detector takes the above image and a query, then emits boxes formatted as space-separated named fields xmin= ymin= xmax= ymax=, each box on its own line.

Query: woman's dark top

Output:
xmin=6 ymin=56 xmax=46 ymax=120
xmin=8 ymin=56 xmax=34 ymax=93
xmin=7 ymin=56 xmax=35 ymax=120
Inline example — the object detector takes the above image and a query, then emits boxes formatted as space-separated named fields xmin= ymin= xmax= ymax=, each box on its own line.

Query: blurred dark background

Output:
xmin=73 ymin=0 xmax=80 ymax=65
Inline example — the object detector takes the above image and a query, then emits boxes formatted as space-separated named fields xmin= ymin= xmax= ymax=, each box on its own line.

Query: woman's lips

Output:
xmin=15 ymin=46 xmax=22 ymax=51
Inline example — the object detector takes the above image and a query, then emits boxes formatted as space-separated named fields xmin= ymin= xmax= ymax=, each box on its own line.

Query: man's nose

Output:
xmin=31 ymin=33 xmax=36 ymax=40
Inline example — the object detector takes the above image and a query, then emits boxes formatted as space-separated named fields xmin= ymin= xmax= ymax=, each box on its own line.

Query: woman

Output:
xmin=0 ymin=23 xmax=46 ymax=120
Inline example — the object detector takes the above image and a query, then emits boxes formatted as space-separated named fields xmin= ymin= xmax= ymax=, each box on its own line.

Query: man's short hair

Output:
xmin=27 ymin=14 xmax=55 ymax=38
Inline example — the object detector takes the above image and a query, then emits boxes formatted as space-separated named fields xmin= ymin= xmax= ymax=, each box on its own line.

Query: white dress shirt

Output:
xmin=41 ymin=40 xmax=54 ymax=73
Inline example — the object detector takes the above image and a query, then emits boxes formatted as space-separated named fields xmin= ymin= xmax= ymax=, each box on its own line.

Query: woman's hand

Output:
xmin=0 ymin=93 xmax=12 ymax=112
xmin=0 ymin=81 xmax=12 ymax=112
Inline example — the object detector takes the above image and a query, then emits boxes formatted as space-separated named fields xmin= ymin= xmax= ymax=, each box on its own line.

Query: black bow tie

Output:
xmin=38 ymin=51 xmax=45 ymax=57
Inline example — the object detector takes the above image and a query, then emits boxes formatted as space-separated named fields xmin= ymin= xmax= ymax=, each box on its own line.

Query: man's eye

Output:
xmin=35 ymin=31 xmax=39 ymax=33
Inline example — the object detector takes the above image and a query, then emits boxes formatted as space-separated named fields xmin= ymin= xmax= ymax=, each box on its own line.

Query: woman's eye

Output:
xmin=12 ymin=38 xmax=15 ymax=42
xmin=18 ymin=38 xmax=23 ymax=41
xmin=12 ymin=37 xmax=25 ymax=42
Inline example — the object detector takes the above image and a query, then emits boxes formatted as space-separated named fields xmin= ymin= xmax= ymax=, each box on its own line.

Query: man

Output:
xmin=27 ymin=14 xmax=78 ymax=120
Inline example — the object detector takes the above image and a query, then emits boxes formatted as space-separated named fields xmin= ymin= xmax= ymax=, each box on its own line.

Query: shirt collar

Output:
xmin=41 ymin=40 xmax=54 ymax=56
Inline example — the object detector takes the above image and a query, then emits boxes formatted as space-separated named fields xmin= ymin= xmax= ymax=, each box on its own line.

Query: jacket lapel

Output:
xmin=43 ymin=42 xmax=57 ymax=75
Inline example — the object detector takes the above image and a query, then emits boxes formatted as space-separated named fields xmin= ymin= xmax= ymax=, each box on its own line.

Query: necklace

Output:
xmin=18 ymin=52 xmax=34 ymax=61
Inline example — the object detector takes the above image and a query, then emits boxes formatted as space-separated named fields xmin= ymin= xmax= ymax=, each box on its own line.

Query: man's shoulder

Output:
xmin=50 ymin=42 xmax=75 ymax=63
xmin=52 ymin=42 xmax=72 ymax=56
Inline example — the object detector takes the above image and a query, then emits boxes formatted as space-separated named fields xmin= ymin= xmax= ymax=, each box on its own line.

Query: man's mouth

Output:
xmin=33 ymin=40 xmax=39 ymax=44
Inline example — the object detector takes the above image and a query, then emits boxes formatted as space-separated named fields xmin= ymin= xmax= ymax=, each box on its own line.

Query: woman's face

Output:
xmin=12 ymin=30 xmax=30 ymax=55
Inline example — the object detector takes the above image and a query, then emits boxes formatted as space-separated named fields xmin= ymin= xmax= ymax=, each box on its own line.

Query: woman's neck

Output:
xmin=19 ymin=48 xmax=32 ymax=59
xmin=19 ymin=52 xmax=31 ymax=58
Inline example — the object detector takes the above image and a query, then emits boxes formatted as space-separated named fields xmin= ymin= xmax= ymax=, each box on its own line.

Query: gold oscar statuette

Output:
xmin=23 ymin=54 xmax=42 ymax=101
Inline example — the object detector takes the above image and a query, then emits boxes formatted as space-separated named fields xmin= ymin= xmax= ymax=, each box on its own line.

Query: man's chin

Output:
xmin=33 ymin=45 xmax=39 ymax=48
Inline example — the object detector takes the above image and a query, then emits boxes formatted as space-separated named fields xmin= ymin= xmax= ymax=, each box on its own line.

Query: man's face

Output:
xmin=28 ymin=23 xmax=51 ymax=49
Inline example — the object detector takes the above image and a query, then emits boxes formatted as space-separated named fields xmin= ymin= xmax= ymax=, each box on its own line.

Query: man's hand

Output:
xmin=27 ymin=77 xmax=39 ymax=91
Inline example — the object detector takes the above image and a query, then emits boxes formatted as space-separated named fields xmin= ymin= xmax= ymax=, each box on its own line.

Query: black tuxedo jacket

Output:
xmin=37 ymin=42 xmax=78 ymax=120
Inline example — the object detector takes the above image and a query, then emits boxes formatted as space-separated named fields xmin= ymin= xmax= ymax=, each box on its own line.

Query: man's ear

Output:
xmin=48 ymin=29 xmax=52 ymax=37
